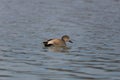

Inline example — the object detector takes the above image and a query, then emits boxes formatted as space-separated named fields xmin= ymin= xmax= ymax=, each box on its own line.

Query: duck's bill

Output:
xmin=69 ymin=40 xmax=73 ymax=43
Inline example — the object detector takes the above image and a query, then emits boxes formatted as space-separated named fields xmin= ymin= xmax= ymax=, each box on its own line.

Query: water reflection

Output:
xmin=44 ymin=46 xmax=71 ymax=53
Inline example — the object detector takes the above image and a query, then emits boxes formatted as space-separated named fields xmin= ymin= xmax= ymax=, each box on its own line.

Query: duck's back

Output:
xmin=47 ymin=39 xmax=66 ymax=47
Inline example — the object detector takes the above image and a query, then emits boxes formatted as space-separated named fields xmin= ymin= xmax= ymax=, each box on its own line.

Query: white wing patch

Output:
xmin=48 ymin=40 xmax=54 ymax=44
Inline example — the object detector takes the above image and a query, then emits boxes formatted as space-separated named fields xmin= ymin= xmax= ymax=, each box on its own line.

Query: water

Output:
xmin=0 ymin=0 xmax=120 ymax=80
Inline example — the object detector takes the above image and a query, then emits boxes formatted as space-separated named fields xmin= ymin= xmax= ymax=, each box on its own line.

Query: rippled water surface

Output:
xmin=0 ymin=0 xmax=120 ymax=80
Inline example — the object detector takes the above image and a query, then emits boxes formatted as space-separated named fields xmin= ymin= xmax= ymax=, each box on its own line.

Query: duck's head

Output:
xmin=62 ymin=35 xmax=73 ymax=43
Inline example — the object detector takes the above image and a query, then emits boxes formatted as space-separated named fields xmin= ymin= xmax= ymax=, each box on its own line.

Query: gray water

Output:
xmin=0 ymin=0 xmax=120 ymax=80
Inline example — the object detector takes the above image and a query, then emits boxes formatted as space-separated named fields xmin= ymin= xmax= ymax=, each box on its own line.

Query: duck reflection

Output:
xmin=48 ymin=46 xmax=71 ymax=52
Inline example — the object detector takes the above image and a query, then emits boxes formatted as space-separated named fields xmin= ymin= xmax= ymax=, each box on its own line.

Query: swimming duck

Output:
xmin=43 ymin=35 xmax=72 ymax=47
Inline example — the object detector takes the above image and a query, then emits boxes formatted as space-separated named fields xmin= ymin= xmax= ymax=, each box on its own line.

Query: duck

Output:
xmin=43 ymin=35 xmax=72 ymax=47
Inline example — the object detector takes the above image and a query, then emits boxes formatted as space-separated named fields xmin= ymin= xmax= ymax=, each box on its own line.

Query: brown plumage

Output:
xmin=43 ymin=35 xmax=72 ymax=47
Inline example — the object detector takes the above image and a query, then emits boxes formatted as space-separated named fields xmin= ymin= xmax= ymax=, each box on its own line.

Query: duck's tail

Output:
xmin=43 ymin=41 xmax=52 ymax=47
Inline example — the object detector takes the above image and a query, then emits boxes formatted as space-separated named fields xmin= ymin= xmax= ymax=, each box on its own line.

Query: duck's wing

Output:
xmin=43 ymin=39 xmax=53 ymax=47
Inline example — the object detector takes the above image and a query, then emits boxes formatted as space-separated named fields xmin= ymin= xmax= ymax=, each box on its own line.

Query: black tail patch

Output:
xmin=43 ymin=42 xmax=53 ymax=47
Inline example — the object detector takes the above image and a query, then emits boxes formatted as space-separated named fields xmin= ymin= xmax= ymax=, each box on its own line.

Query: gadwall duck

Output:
xmin=43 ymin=35 xmax=72 ymax=47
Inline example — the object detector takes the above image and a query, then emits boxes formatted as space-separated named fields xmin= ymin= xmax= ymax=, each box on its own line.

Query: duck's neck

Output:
xmin=62 ymin=38 xmax=66 ymax=46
